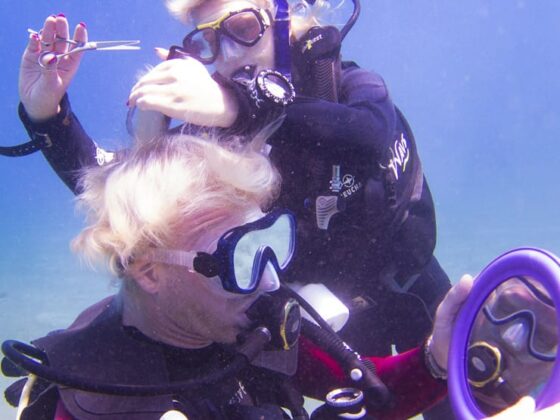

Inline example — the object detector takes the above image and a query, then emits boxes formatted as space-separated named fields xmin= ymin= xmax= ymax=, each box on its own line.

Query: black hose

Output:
xmin=1 ymin=329 xmax=271 ymax=396
xmin=340 ymin=0 xmax=361 ymax=41
xmin=282 ymin=285 xmax=390 ymax=408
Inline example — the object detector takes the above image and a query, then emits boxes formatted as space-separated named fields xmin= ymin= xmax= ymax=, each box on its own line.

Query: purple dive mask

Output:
xmin=448 ymin=248 xmax=560 ymax=419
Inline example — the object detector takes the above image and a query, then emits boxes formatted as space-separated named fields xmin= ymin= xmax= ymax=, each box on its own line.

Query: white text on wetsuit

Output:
xmin=386 ymin=133 xmax=410 ymax=180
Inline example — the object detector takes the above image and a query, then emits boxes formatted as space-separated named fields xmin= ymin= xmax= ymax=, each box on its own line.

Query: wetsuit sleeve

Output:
xmin=296 ymin=337 xmax=447 ymax=420
xmin=268 ymin=65 xmax=396 ymax=158
xmin=19 ymin=95 xmax=105 ymax=194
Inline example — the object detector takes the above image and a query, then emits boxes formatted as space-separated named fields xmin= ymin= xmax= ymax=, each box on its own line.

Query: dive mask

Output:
xmin=169 ymin=8 xmax=272 ymax=63
xmin=144 ymin=209 xmax=296 ymax=294
xmin=481 ymin=276 xmax=557 ymax=362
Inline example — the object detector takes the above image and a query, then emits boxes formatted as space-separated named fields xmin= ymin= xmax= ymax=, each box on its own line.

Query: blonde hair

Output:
xmin=165 ymin=0 xmax=274 ymax=23
xmin=72 ymin=134 xmax=280 ymax=275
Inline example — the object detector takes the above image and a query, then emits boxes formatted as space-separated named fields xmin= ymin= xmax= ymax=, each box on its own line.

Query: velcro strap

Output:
xmin=0 ymin=132 xmax=52 ymax=157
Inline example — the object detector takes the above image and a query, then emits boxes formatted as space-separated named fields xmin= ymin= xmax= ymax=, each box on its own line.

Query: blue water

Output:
xmin=1 ymin=1 xmax=559 ymax=418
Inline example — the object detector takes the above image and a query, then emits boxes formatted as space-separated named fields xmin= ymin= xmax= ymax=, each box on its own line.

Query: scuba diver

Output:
xmin=3 ymin=132 xmax=467 ymax=419
xmin=10 ymin=1 xmax=456 ymax=416
xmin=466 ymin=276 xmax=558 ymax=416
xmin=3 ymin=134 xmax=557 ymax=420
xmin=13 ymin=0 xmax=451 ymax=361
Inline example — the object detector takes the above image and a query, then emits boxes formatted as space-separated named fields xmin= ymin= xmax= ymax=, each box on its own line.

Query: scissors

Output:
xmin=28 ymin=29 xmax=141 ymax=68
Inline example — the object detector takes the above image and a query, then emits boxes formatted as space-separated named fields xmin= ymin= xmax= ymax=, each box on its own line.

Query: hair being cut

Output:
xmin=72 ymin=134 xmax=280 ymax=275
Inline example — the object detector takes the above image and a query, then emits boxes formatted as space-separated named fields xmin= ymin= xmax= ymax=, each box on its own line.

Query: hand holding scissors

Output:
xmin=20 ymin=15 xmax=140 ymax=122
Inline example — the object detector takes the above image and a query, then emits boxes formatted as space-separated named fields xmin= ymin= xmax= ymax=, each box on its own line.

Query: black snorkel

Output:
xmin=274 ymin=0 xmax=293 ymax=79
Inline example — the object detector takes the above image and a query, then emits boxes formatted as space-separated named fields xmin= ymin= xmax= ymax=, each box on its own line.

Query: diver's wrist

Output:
xmin=423 ymin=335 xmax=448 ymax=381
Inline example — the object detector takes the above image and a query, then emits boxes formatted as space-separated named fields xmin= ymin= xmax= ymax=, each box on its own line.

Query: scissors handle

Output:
xmin=36 ymin=40 xmax=141 ymax=68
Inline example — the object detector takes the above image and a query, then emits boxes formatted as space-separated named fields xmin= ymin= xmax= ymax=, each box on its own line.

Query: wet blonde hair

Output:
xmin=72 ymin=134 xmax=280 ymax=275
xmin=165 ymin=0 xmax=274 ymax=23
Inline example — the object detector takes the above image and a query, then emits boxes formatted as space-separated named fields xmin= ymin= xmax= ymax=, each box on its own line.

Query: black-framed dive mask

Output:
xmin=170 ymin=8 xmax=272 ymax=64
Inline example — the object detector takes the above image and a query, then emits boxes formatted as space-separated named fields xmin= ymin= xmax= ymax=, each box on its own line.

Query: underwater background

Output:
xmin=0 ymin=1 xmax=559 ymax=418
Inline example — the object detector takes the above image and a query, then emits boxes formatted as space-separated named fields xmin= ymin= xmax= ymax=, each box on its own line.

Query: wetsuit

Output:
xmin=4 ymin=295 xmax=446 ymax=419
xmin=18 ymin=63 xmax=451 ymax=356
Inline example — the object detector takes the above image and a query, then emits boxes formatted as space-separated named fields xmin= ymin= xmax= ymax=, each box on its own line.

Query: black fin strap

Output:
xmin=0 ymin=132 xmax=52 ymax=157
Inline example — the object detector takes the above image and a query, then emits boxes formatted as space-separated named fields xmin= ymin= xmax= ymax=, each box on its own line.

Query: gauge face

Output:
xmin=257 ymin=70 xmax=296 ymax=105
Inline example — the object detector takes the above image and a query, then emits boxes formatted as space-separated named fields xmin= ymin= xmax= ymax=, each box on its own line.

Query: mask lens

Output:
xmin=266 ymin=214 xmax=294 ymax=268
xmin=183 ymin=28 xmax=217 ymax=62
xmin=223 ymin=10 xmax=264 ymax=44
xmin=232 ymin=214 xmax=294 ymax=291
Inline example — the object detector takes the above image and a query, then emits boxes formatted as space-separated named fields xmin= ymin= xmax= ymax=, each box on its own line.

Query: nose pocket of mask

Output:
xmin=259 ymin=261 xmax=281 ymax=292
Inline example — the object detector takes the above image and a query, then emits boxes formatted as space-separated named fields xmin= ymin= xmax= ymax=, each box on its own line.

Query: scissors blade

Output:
xmin=87 ymin=40 xmax=141 ymax=51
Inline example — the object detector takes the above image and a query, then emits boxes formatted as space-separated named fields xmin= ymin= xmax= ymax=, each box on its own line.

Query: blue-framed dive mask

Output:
xmin=482 ymin=276 xmax=557 ymax=362
xmin=144 ymin=209 xmax=296 ymax=294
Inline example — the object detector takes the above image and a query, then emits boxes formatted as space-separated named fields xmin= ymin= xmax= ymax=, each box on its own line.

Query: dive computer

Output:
xmin=233 ymin=66 xmax=295 ymax=110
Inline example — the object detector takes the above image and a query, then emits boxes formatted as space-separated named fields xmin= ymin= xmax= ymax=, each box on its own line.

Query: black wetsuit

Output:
xmin=5 ymin=297 xmax=296 ymax=420
xmin=18 ymin=63 xmax=451 ymax=356
xmin=4 ymin=296 xmax=447 ymax=419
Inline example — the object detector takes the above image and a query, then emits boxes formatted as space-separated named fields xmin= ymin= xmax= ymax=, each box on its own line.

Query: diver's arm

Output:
xmin=268 ymin=65 xmax=396 ymax=155
xmin=296 ymin=337 xmax=447 ymax=420
xmin=19 ymin=94 xmax=103 ymax=194
xmin=18 ymin=15 xmax=105 ymax=195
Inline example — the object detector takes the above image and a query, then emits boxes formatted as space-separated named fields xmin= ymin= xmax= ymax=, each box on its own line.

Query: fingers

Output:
xmin=30 ymin=15 xmax=64 ymax=68
xmin=26 ymin=31 xmax=41 ymax=55
xmin=129 ymin=77 xmax=176 ymax=108
xmin=40 ymin=16 xmax=58 ymax=51
xmin=73 ymin=21 xmax=88 ymax=45
xmin=534 ymin=401 xmax=560 ymax=419
xmin=429 ymin=274 xmax=475 ymax=368
xmin=30 ymin=15 xmax=88 ymax=63
xmin=133 ymin=60 xmax=182 ymax=86
xmin=489 ymin=397 xmax=535 ymax=419
xmin=130 ymin=84 xmax=180 ymax=113
xmin=435 ymin=274 xmax=474 ymax=325
xmin=53 ymin=15 xmax=70 ymax=54
xmin=128 ymin=62 xmax=183 ymax=106
xmin=154 ymin=47 xmax=170 ymax=61
xmin=64 ymin=21 xmax=88 ymax=67
xmin=129 ymin=58 xmax=209 ymax=98
xmin=489 ymin=397 xmax=560 ymax=420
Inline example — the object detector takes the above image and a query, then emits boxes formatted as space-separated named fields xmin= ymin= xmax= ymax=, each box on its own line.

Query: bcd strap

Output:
xmin=0 ymin=132 xmax=52 ymax=157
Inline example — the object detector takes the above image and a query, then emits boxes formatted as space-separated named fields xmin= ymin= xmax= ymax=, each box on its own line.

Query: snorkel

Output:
xmin=273 ymin=0 xmax=293 ymax=78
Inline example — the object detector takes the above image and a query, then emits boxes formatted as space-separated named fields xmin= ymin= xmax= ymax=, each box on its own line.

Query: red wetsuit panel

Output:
xmin=296 ymin=336 xmax=447 ymax=420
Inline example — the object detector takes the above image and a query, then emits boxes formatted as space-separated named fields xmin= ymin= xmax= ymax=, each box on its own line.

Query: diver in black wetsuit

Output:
xmin=13 ymin=0 xmax=450 ymax=375
xmin=3 ymin=133 xmax=463 ymax=420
